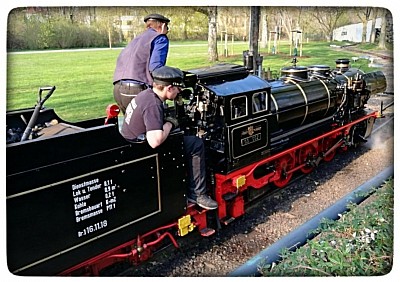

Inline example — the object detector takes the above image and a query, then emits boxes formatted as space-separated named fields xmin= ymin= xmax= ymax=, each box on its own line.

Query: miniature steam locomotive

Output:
xmin=6 ymin=57 xmax=386 ymax=276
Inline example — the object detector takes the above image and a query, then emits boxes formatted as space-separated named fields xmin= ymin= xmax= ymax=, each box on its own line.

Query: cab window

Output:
xmin=252 ymin=91 xmax=267 ymax=113
xmin=231 ymin=96 xmax=247 ymax=120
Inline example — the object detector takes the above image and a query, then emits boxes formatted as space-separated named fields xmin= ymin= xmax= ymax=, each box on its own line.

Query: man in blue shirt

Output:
xmin=113 ymin=13 xmax=170 ymax=114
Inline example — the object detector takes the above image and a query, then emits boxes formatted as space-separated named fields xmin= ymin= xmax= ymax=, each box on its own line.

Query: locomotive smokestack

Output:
xmin=335 ymin=58 xmax=350 ymax=72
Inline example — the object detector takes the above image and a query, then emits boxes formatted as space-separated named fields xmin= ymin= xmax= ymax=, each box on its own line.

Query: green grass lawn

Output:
xmin=6 ymin=41 xmax=377 ymax=121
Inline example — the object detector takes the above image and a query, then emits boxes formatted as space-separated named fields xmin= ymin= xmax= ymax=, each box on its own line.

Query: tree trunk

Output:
xmin=378 ymin=9 xmax=387 ymax=49
xmin=260 ymin=10 xmax=268 ymax=49
xmin=370 ymin=17 xmax=377 ymax=43
xmin=207 ymin=6 xmax=218 ymax=62
xmin=183 ymin=20 xmax=188 ymax=40
xmin=361 ymin=20 xmax=367 ymax=43
xmin=108 ymin=27 xmax=112 ymax=49
xmin=369 ymin=8 xmax=378 ymax=43
xmin=249 ymin=6 xmax=260 ymax=73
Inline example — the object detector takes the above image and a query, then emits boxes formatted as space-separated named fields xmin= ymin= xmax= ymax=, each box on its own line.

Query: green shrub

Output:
xmin=7 ymin=13 xmax=110 ymax=51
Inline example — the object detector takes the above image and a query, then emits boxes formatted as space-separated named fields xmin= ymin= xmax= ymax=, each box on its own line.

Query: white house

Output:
xmin=332 ymin=18 xmax=382 ymax=42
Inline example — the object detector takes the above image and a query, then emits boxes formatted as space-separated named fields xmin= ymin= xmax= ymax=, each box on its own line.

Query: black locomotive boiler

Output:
xmin=6 ymin=58 xmax=386 ymax=276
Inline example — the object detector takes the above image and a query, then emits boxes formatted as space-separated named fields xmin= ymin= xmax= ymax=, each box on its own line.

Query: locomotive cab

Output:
xmin=177 ymin=63 xmax=273 ymax=174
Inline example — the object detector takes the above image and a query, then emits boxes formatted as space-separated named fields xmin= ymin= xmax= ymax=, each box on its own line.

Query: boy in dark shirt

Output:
xmin=121 ymin=66 xmax=218 ymax=210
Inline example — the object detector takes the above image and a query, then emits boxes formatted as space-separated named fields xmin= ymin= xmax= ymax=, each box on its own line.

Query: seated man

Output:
xmin=121 ymin=66 xmax=218 ymax=210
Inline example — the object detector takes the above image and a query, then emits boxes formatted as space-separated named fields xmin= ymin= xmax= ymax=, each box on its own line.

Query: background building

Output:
xmin=332 ymin=18 xmax=381 ymax=42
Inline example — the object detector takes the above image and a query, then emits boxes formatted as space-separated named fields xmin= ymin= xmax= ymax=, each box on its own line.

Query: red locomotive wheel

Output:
xmin=272 ymin=155 xmax=295 ymax=188
xmin=298 ymin=145 xmax=316 ymax=174
xmin=322 ymin=137 xmax=336 ymax=162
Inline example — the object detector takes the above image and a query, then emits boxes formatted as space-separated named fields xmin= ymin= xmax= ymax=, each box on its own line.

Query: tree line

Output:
xmin=7 ymin=6 xmax=392 ymax=59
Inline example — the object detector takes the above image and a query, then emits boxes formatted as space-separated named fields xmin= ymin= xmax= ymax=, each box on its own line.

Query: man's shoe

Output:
xmin=195 ymin=195 xmax=218 ymax=210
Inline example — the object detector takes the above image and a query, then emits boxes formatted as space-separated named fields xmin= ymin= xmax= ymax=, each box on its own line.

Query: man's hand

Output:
xmin=164 ymin=117 xmax=179 ymax=130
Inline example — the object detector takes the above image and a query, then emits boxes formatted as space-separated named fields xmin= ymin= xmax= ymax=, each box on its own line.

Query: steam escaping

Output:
xmin=366 ymin=116 xmax=394 ymax=153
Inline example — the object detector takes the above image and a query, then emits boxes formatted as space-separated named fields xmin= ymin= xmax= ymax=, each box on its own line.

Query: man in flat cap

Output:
xmin=121 ymin=66 xmax=218 ymax=210
xmin=113 ymin=13 xmax=171 ymax=114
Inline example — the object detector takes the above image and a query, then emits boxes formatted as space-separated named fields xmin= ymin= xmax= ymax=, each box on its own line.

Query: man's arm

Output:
xmin=149 ymin=36 xmax=169 ymax=72
xmin=146 ymin=122 xmax=173 ymax=148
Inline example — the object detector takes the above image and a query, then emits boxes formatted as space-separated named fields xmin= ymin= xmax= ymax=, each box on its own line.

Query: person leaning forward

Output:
xmin=113 ymin=13 xmax=170 ymax=114
xmin=121 ymin=66 xmax=218 ymax=210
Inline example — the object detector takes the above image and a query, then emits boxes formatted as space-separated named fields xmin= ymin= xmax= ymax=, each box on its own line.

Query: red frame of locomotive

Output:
xmin=59 ymin=110 xmax=378 ymax=276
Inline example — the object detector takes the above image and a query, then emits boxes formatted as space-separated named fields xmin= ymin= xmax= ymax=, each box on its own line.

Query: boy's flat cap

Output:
xmin=152 ymin=66 xmax=185 ymax=87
